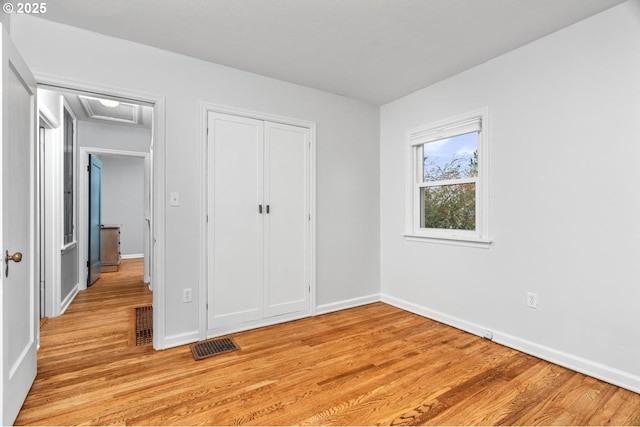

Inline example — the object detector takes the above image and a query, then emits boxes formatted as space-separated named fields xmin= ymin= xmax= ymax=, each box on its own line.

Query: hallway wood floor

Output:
xmin=16 ymin=260 xmax=640 ymax=425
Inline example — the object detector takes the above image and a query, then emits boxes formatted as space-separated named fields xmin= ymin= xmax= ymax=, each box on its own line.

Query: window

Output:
xmin=405 ymin=109 xmax=491 ymax=247
xmin=63 ymin=108 xmax=75 ymax=245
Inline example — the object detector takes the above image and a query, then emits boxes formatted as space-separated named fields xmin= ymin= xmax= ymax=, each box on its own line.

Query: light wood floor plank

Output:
xmin=15 ymin=259 xmax=640 ymax=425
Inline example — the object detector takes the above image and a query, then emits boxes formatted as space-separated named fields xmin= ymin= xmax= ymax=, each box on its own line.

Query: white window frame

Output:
xmin=404 ymin=108 xmax=492 ymax=248
xmin=61 ymin=100 xmax=77 ymax=250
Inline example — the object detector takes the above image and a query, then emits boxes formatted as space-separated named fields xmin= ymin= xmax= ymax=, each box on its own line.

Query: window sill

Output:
xmin=403 ymin=232 xmax=493 ymax=249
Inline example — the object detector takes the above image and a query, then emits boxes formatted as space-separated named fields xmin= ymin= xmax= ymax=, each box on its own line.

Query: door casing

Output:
xmin=37 ymin=106 xmax=60 ymax=318
xmin=35 ymin=76 xmax=166 ymax=349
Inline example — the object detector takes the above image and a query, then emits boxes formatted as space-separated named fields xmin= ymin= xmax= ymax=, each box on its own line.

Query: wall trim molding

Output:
xmin=381 ymin=294 xmax=640 ymax=394
xmin=206 ymin=311 xmax=312 ymax=340
xmin=59 ymin=284 xmax=79 ymax=315
xmin=163 ymin=331 xmax=200 ymax=349
xmin=121 ymin=253 xmax=144 ymax=260
xmin=316 ymin=294 xmax=380 ymax=316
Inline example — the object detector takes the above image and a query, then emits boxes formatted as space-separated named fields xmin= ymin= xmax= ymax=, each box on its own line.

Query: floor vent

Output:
xmin=134 ymin=305 xmax=153 ymax=346
xmin=190 ymin=338 xmax=240 ymax=361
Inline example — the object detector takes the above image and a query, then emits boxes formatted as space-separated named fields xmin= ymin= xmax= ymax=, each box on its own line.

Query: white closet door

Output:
xmin=264 ymin=122 xmax=310 ymax=318
xmin=207 ymin=113 xmax=264 ymax=329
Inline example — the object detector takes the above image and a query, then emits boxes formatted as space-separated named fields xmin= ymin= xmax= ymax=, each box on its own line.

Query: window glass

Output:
xmin=64 ymin=109 xmax=74 ymax=245
xmin=422 ymin=131 xmax=478 ymax=182
xmin=420 ymin=184 xmax=476 ymax=230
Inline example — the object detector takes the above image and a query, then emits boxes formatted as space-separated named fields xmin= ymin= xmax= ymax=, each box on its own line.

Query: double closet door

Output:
xmin=207 ymin=112 xmax=311 ymax=331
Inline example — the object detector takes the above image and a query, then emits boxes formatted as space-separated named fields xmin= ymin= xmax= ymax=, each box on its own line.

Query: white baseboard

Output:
xmin=162 ymin=330 xmax=200 ymax=349
xmin=206 ymin=310 xmax=312 ymax=340
xmin=381 ymin=294 xmax=640 ymax=394
xmin=198 ymin=295 xmax=380 ymax=344
xmin=59 ymin=283 xmax=80 ymax=315
xmin=121 ymin=253 xmax=144 ymax=260
xmin=169 ymin=294 xmax=380 ymax=349
xmin=315 ymin=293 xmax=380 ymax=316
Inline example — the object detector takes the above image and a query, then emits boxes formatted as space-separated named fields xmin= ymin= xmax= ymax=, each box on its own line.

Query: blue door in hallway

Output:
xmin=88 ymin=154 xmax=102 ymax=286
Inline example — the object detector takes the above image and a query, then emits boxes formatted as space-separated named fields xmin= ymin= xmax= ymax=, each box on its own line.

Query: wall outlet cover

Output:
xmin=527 ymin=292 xmax=539 ymax=309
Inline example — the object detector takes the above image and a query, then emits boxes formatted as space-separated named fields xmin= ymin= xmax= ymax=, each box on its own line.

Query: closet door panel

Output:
xmin=207 ymin=113 xmax=264 ymax=329
xmin=264 ymin=123 xmax=310 ymax=317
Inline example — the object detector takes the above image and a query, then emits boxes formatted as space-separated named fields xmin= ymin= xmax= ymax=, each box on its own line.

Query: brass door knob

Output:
xmin=5 ymin=250 xmax=22 ymax=277
xmin=6 ymin=251 xmax=22 ymax=263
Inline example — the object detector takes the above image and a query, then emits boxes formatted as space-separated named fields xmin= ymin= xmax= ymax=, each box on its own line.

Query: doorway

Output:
xmin=37 ymin=106 xmax=60 ymax=317
xmin=37 ymin=84 xmax=156 ymax=320
xmin=80 ymin=148 xmax=151 ymax=286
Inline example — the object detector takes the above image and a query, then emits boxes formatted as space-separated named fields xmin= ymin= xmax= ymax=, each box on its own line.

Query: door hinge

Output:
xmin=86 ymin=260 xmax=89 ymax=268
xmin=87 ymin=165 xmax=90 ymax=172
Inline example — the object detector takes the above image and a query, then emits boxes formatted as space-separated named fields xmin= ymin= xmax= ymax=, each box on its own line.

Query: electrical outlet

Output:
xmin=482 ymin=330 xmax=493 ymax=340
xmin=183 ymin=288 xmax=192 ymax=303
xmin=526 ymin=292 xmax=538 ymax=309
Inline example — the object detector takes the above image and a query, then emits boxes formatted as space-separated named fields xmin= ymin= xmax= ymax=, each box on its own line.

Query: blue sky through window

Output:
xmin=423 ymin=131 xmax=478 ymax=181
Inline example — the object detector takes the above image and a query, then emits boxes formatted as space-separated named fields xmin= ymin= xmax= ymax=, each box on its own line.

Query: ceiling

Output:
xmin=61 ymin=90 xmax=153 ymax=129
xmin=38 ymin=0 xmax=626 ymax=105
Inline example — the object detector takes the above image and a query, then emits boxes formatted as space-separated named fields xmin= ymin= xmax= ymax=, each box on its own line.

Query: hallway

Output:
xmin=17 ymin=259 xmax=153 ymax=424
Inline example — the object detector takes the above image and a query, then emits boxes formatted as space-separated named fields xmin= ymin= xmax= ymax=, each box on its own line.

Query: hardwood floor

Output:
xmin=16 ymin=260 xmax=640 ymax=425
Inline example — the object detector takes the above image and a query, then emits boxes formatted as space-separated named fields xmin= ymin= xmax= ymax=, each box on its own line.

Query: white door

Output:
xmin=263 ymin=122 xmax=310 ymax=317
xmin=207 ymin=113 xmax=264 ymax=329
xmin=0 ymin=27 xmax=38 ymax=425
xmin=207 ymin=112 xmax=311 ymax=332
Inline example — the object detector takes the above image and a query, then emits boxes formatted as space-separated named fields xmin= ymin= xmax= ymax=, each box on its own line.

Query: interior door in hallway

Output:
xmin=0 ymin=26 xmax=38 ymax=425
xmin=87 ymin=154 xmax=102 ymax=286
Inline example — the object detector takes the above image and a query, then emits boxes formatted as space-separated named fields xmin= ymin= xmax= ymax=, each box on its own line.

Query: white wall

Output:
xmin=38 ymin=88 xmax=61 ymax=118
xmin=99 ymin=155 xmax=145 ymax=256
xmin=380 ymin=0 xmax=640 ymax=392
xmin=12 ymin=15 xmax=380 ymax=344
xmin=78 ymin=120 xmax=151 ymax=153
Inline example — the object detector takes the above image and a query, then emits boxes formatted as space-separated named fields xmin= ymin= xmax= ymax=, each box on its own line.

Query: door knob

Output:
xmin=5 ymin=250 xmax=22 ymax=277
xmin=6 ymin=251 xmax=22 ymax=263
